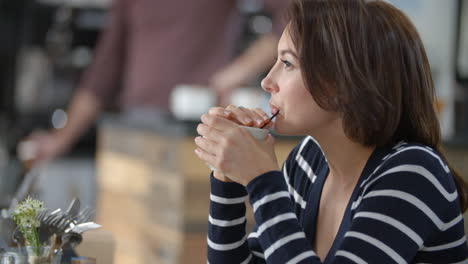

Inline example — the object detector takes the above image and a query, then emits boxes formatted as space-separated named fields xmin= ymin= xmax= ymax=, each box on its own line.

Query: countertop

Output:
xmin=98 ymin=111 xmax=301 ymax=141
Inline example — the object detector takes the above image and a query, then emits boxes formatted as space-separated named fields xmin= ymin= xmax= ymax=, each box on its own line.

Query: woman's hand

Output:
xmin=194 ymin=110 xmax=279 ymax=186
xmin=208 ymin=105 xmax=274 ymax=129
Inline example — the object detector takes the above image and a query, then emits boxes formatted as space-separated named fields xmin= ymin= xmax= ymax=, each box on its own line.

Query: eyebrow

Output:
xmin=280 ymin=49 xmax=298 ymax=58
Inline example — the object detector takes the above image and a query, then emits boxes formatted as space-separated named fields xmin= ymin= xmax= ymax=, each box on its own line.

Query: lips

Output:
xmin=269 ymin=102 xmax=280 ymax=116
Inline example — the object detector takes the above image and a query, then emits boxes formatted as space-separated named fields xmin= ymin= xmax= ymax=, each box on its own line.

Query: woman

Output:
xmin=195 ymin=0 xmax=468 ymax=263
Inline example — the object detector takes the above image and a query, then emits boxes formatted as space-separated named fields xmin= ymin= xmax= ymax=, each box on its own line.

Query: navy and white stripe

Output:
xmin=207 ymin=139 xmax=468 ymax=263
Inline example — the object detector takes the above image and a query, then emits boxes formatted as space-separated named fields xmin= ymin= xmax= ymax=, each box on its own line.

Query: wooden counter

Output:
xmin=95 ymin=116 xmax=300 ymax=264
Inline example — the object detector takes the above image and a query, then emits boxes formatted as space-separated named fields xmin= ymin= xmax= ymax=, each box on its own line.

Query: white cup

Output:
xmin=170 ymin=84 xmax=216 ymax=120
xmin=241 ymin=126 xmax=270 ymax=140
xmin=208 ymin=126 xmax=269 ymax=171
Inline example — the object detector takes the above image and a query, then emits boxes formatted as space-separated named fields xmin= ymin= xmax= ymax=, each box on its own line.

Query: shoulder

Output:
xmin=373 ymin=142 xmax=454 ymax=188
xmin=382 ymin=142 xmax=449 ymax=168
xmin=355 ymin=142 xmax=460 ymax=214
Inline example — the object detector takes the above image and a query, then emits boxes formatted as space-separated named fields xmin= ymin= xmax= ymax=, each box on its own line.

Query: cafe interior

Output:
xmin=1 ymin=0 xmax=468 ymax=263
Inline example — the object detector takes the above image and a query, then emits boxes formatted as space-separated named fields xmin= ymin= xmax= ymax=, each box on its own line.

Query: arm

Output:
xmin=50 ymin=90 xmax=101 ymax=151
xmin=207 ymin=137 xmax=308 ymax=263
xmin=77 ymin=0 xmax=127 ymax=106
xmin=20 ymin=90 xmax=101 ymax=166
xmin=207 ymin=175 xmax=253 ymax=263
xmin=19 ymin=0 xmax=127 ymax=165
xmin=263 ymin=0 xmax=290 ymax=36
xmin=210 ymin=33 xmax=277 ymax=106
xmin=210 ymin=0 xmax=289 ymax=105
xmin=49 ymin=89 xmax=101 ymax=149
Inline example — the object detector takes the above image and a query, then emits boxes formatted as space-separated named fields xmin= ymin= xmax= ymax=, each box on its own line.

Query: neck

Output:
xmin=311 ymin=126 xmax=375 ymax=186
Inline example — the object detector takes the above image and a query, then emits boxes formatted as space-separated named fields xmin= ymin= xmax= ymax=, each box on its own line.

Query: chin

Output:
xmin=273 ymin=121 xmax=302 ymax=136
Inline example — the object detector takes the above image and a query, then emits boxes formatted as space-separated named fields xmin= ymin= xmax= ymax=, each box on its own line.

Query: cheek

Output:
xmin=274 ymin=74 xmax=327 ymax=135
xmin=274 ymin=96 xmax=315 ymax=135
xmin=278 ymin=90 xmax=336 ymax=135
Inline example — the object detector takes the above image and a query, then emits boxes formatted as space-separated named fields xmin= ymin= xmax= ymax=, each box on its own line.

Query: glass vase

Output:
xmin=0 ymin=246 xmax=62 ymax=264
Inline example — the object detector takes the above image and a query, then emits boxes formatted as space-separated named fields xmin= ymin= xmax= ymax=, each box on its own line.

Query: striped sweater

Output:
xmin=207 ymin=136 xmax=468 ymax=263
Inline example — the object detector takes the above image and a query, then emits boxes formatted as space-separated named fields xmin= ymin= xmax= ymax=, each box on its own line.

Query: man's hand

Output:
xmin=18 ymin=130 xmax=72 ymax=167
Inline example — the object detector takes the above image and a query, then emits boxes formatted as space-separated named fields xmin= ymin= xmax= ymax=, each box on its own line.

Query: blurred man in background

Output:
xmin=21 ymin=0 xmax=289 ymax=166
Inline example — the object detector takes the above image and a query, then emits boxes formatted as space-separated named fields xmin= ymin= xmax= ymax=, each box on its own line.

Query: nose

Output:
xmin=261 ymin=70 xmax=279 ymax=94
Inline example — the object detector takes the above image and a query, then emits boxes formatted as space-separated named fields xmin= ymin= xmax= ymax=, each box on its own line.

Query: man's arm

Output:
xmin=19 ymin=0 xmax=128 ymax=165
xmin=19 ymin=90 xmax=101 ymax=165
xmin=210 ymin=33 xmax=278 ymax=105
xmin=210 ymin=0 xmax=290 ymax=106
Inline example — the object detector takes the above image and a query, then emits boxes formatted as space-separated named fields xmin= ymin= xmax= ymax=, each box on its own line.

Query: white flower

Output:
xmin=10 ymin=197 xmax=47 ymax=256
xmin=32 ymin=219 xmax=40 ymax=228
xmin=21 ymin=218 xmax=33 ymax=229
xmin=29 ymin=200 xmax=44 ymax=211
xmin=12 ymin=197 xmax=45 ymax=232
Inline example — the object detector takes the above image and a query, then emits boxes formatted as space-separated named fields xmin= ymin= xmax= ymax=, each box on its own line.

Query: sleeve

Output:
xmin=207 ymin=171 xmax=312 ymax=264
xmin=262 ymin=0 xmax=290 ymax=37
xmin=207 ymin=137 xmax=319 ymax=264
xmin=246 ymin=171 xmax=319 ymax=263
xmin=207 ymin=173 xmax=252 ymax=263
xmin=76 ymin=0 xmax=127 ymax=107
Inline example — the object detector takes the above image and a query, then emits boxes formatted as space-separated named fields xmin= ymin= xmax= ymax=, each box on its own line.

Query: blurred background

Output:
xmin=0 ymin=0 xmax=467 ymax=263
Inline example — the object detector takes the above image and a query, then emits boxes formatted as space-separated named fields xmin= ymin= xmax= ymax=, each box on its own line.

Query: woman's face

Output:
xmin=261 ymin=28 xmax=340 ymax=136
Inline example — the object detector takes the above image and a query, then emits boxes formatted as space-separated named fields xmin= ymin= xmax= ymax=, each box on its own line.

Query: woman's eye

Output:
xmin=281 ymin=59 xmax=292 ymax=68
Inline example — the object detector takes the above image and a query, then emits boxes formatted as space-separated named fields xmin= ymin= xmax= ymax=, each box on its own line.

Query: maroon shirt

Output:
xmin=79 ymin=0 xmax=288 ymax=110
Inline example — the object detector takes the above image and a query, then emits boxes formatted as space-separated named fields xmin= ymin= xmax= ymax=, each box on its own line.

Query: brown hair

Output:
xmin=288 ymin=0 xmax=468 ymax=212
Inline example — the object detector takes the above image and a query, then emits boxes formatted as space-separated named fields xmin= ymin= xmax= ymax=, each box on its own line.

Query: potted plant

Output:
xmin=11 ymin=197 xmax=43 ymax=256
xmin=10 ymin=197 xmax=54 ymax=264
xmin=1 ymin=197 xmax=98 ymax=264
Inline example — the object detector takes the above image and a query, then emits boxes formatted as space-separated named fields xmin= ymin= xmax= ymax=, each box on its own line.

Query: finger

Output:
xmin=200 ymin=113 xmax=237 ymax=131
xmin=208 ymin=107 xmax=231 ymax=118
xmin=251 ymin=108 xmax=276 ymax=128
xmin=254 ymin=108 xmax=270 ymax=122
xmin=208 ymin=107 xmax=243 ymax=125
xmin=194 ymin=147 xmax=217 ymax=168
xmin=234 ymin=106 xmax=270 ymax=127
xmin=225 ymin=105 xmax=254 ymax=126
xmin=262 ymin=121 xmax=274 ymax=129
xmin=194 ymin=136 xmax=218 ymax=156
xmin=249 ymin=108 xmax=270 ymax=127
xmin=197 ymin=123 xmax=221 ymax=141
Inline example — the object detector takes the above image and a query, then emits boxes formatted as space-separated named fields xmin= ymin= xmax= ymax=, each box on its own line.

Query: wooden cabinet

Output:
xmin=95 ymin=120 xmax=300 ymax=264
